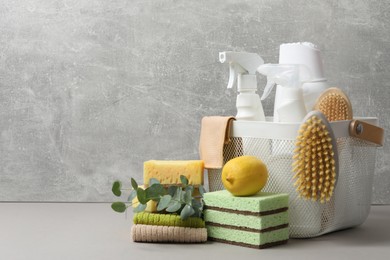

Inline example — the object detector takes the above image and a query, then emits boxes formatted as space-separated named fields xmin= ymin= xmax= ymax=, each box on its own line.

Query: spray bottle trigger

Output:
xmin=261 ymin=80 xmax=276 ymax=100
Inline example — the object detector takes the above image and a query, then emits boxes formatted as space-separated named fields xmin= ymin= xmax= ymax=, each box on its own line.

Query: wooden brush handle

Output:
xmin=349 ymin=120 xmax=384 ymax=146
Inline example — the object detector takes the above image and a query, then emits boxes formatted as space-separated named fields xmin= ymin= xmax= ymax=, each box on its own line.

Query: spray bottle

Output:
xmin=260 ymin=43 xmax=328 ymax=122
xmin=259 ymin=63 xmax=322 ymax=235
xmin=258 ymin=64 xmax=311 ymax=123
xmin=219 ymin=51 xmax=266 ymax=121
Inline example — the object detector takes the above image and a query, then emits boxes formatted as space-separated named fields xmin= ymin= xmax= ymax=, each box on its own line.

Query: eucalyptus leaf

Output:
xmin=192 ymin=206 xmax=201 ymax=218
xmin=146 ymin=184 xmax=165 ymax=201
xmin=185 ymin=189 xmax=193 ymax=205
xmin=180 ymin=190 xmax=185 ymax=202
xmin=180 ymin=205 xmax=195 ymax=220
xmin=111 ymin=202 xmax=126 ymax=213
xmin=137 ymin=187 xmax=148 ymax=204
xmin=198 ymin=185 xmax=206 ymax=197
xmin=192 ymin=199 xmax=201 ymax=209
xmin=192 ymin=199 xmax=203 ymax=218
xmin=133 ymin=203 xmax=147 ymax=213
xmin=180 ymin=175 xmax=188 ymax=186
xmin=185 ymin=185 xmax=194 ymax=193
xmin=127 ymin=189 xmax=137 ymax=202
xmin=172 ymin=187 xmax=182 ymax=201
xmin=149 ymin=178 xmax=160 ymax=186
xmin=112 ymin=181 xmax=122 ymax=197
xmin=131 ymin=178 xmax=138 ymax=190
xmin=168 ymin=186 xmax=178 ymax=196
xmin=166 ymin=201 xmax=182 ymax=212
xmin=157 ymin=195 xmax=172 ymax=211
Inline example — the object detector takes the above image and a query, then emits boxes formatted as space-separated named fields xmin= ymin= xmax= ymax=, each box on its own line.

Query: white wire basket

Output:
xmin=207 ymin=117 xmax=383 ymax=238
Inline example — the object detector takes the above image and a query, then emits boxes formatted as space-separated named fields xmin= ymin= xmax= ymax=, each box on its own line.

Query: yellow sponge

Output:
xmin=143 ymin=160 xmax=204 ymax=186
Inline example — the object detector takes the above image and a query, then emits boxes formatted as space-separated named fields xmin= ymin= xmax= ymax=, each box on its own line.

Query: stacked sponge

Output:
xmin=131 ymin=160 xmax=207 ymax=243
xmin=133 ymin=160 xmax=204 ymax=212
xmin=204 ymin=190 xmax=289 ymax=249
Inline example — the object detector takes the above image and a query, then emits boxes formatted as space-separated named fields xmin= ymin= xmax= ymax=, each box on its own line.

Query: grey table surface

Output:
xmin=0 ymin=203 xmax=389 ymax=260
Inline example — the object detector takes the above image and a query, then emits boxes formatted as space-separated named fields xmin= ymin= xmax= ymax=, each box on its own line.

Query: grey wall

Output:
xmin=0 ymin=0 xmax=389 ymax=203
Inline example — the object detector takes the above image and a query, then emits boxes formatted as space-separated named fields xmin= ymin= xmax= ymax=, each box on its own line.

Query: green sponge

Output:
xmin=133 ymin=212 xmax=205 ymax=228
xmin=203 ymin=190 xmax=288 ymax=213
xmin=207 ymin=225 xmax=289 ymax=249
xmin=203 ymin=190 xmax=289 ymax=249
xmin=204 ymin=209 xmax=288 ymax=231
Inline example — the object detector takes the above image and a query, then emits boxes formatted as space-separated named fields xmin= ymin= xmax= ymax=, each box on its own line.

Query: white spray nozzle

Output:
xmin=258 ymin=64 xmax=311 ymax=100
xmin=219 ymin=51 xmax=264 ymax=91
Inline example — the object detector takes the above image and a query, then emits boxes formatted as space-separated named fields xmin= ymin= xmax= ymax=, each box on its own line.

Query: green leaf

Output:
xmin=185 ymin=185 xmax=194 ymax=192
xmin=131 ymin=178 xmax=138 ymax=190
xmin=149 ymin=178 xmax=160 ymax=186
xmin=127 ymin=189 xmax=137 ymax=202
xmin=172 ymin=187 xmax=182 ymax=202
xmin=168 ymin=186 xmax=178 ymax=196
xmin=137 ymin=187 xmax=148 ymax=204
xmin=184 ymin=188 xmax=193 ymax=205
xmin=198 ymin=185 xmax=206 ymax=197
xmin=192 ymin=199 xmax=203 ymax=218
xmin=146 ymin=184 xmax=165 ymax=201
xmin=180 ymin=190 xmax=185 ymax=201
xmin=192 ymin=199 xmax=202 ymax=209
xmin=180 ymin=175 xmax=188 ymax=185
xmin=133 ymin=203 xmax=147 ymax=213
xmin=112 ymin=181 xmax=122 ymax=197
xmin=180 ymin=205 xmax=195 ymax=220
xmin=192 ymin=205 xmax=201 ymax=218
xmin=166 ymin=201 xmax=182 ymax=212
xmin=111 ymin=202 xmax=126 ymax=213
xmin=157 ymin=195 xmax=172 ymax=211
xmin=180 ymin=175 xmax=188 ymax=186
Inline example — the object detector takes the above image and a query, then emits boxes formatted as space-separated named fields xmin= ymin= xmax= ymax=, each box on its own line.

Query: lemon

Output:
xmin=221 ymin=156 xmax=268 ymax=196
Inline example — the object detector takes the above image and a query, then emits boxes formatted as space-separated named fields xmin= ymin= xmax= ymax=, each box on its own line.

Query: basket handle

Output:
xmin=349 ymin=120 xmax=384 ymax=146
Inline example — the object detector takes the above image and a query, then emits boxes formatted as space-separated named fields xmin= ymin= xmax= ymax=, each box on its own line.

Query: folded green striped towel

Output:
xmin=133 ymin=212 xmax=205 ymax=228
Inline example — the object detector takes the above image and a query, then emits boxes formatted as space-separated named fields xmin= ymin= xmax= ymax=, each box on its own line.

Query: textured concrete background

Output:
xmin=0 ymin=0 xmax=389 ymax=203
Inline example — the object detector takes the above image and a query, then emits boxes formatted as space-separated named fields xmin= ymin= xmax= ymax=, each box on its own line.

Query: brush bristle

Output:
xmin=317 ymin=93 xmax=351 ymax=121
xmin=293 ymin=115 xmax=336 ymax=203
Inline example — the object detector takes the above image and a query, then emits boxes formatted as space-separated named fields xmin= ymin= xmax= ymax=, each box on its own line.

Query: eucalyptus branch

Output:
xmin=111 ymin=176 xmax=205 ymax=220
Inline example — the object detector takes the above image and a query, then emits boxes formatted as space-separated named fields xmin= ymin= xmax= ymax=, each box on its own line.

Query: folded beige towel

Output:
xmin=199 ymin=116 xmax=235 ymax=169
xmin=131 ymin=224 xmax=207 ymax=243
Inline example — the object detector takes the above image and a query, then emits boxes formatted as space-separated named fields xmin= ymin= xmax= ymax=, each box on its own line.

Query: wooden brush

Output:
xmin=314 ymin=87 xmax=353 ymax=121
xmin=292 ymin=111 xmax=339 ymax=203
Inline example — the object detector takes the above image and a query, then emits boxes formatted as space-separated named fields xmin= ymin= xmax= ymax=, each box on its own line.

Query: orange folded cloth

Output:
xmin=199 ymin=116 xmax=235 ymax=169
